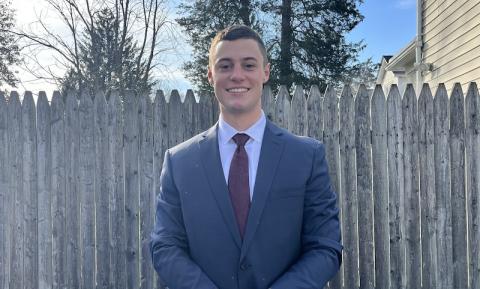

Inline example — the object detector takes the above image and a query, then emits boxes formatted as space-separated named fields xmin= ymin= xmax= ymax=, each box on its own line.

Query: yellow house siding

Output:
xmin=423 ymin=0 xmax=456 ymax=27
xmin=422 ymin=1 xmax=480 ymax=58
xmin=428 ymin=66 xmax=480 ymax=93
xmin=423 ymin=31 xmax=480 ymax=67
xmin=421 ymin=0 xmax=480 ymax=93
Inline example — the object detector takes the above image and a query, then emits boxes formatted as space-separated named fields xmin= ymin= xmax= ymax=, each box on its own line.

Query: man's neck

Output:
xmin=220 ymin=109 xmax=262 ymax=131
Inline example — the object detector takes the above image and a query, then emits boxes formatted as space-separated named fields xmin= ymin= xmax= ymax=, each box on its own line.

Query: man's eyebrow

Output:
xmin=216 ymin=57 xmax=258 ymax=63
xmin=242 ymin=57 xmax=258 ymax=62
xmin=215 ymin=58 xmax=232 ymax=65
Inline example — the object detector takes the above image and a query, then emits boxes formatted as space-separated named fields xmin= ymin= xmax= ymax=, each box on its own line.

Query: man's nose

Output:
xmin=229 ymin=65 xmax=245 ymax=81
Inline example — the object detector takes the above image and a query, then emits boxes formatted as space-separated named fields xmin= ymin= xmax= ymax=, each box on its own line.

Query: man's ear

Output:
xmin=207 ymin=66 xmax=214 ymax=85
xmin=263 ymin=63 xmax=271 ymax=84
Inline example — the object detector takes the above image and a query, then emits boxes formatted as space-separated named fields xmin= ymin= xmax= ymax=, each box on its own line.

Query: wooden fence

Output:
xmin=0 ymin=82 xmax=479 ymax=289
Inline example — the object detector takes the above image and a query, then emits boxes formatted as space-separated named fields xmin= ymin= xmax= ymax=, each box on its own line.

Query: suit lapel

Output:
xmin=199 ymin=124 xmax=242 ymax=248
xmin=241 ymin=121 xmax=285 ymax=259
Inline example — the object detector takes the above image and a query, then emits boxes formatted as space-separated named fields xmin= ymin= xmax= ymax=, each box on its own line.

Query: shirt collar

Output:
xmin=218 ymin=110 xmax=266 ymax=145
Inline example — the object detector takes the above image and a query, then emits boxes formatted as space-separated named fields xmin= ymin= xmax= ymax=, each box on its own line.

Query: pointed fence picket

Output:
xmin=50 ymin=92 xmax=66 ymax=289
xmin=64 ymin=92 xmax=81 ymax=289
xmin=466 ymin=83 xmax=480 ymax=289
xmin=123 ymin=91 xmax=140 ymax=289
xmin=418 ymin=84 xmax=437 ymax=289
xmin=0 ymin=92 xmax=9 ymax=289
xmin=0 ymin=83 xmax=479 ymax=289
xmin=339 ymin=85 xmax=358 ymax=289
xmin=79 ymin=91 xmax=95 ymax=289
xmin=387 ymin=85 xmax=406 ymax=289
xmin=403 ymin=84 xmax=421 ymax=289
xmin=355 ymin=85 xmax=374 ymax=289
xmin=37 ymin=92 xmax=52 ymax=289
xmin=322 ymin=85 xmax=342 ymax=289
xmin=434 ymin=84 xmax=453 ymax=289
xmin=449 ymin=84 xmax=468 ymax=289
xmin=8 ymin=92 xmax=23 ymax=289
xmin=94 ymin=92 xmax=110 ymax=289
xmin=109 ymin=91 xmax=127 ymax=289
xmin=371 ymin=85 xmax=389 ymax=289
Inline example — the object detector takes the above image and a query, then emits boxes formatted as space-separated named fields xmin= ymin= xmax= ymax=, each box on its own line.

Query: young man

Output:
xmin=150 ymin=25 xmax=342 ymax=289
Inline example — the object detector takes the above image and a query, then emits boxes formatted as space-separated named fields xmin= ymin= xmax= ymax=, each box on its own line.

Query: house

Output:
xmin=377 ymin=0 xmax=480 ymax=94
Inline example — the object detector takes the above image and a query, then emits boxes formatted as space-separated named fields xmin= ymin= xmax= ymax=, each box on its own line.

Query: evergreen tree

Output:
xmin=0 ymin=0 xmax=20 ymax=87
xmin=62 ymin=8 xmax=150 ymax=96
xmin=177 ymin=0 xmax=377 ymax=92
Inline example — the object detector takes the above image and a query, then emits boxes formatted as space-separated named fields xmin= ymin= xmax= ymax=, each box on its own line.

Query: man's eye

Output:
xmin=218 ymin=64 xmax=231 ymax=70
xmin=245 ymin=63 xmax=256 ymax=70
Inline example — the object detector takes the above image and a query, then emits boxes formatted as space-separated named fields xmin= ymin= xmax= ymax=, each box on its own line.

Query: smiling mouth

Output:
xmin=226 ymin=88 xmax=249 ymax=93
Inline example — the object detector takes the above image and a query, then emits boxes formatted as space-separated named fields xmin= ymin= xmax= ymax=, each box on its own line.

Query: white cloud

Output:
xmin=395 ymin=0 xmax=416 ymax=9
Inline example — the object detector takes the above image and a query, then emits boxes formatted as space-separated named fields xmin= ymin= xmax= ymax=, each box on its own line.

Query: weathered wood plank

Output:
xmin=355 ymin=84 xmax=374 ymax=289
xmin=387 ymin=84 xmax=405 ymax=289
xmin=289 ymin=85 xmax=306 ymax=135
xmin=418 ymin=84 xmax=437 ymax=289
xmin=124 ymin=91 xmax=140 ymax=289
xmin=153 ymin=91 xmax=168 ymax=289
xmin=0 ymin=91 xmax=9 ymax=289
xmin=184 ymin=90 xmax=196 ymax=140
xmin=37 ymin=91 xmax=53 ymax=289
xmin=371 ymin=85 xmax=389 ymax=289
xmin=94 ymin=92 xmax=110 ymax=289
xmin=466 ymin=82 xmax=480 ymax=289
xmin=51 ymin=91 xmax=66 ymax=289
xmin=274 ymin=86 xmax=290 ymax=129
xmin=402 ymin=84 xmax=421 ymax=289
xmin=79 ymin=92 xmax=96 ymax=289
xmin=434 ymin=84 xmax=453 ymax=289
xmin=306 ymin=85 xmax=323 ymax=141
xmin=322 ymin=85 xmax=342 ymax=289
xmin=8 ymin=92 xmax=23 ymax=289
xmin=449 ymin=83 xmax=468 ymax=289
xmin=153 ymin=90 xmax=168 ymax=167
xmin=168 ymin=90 xmax=185 ymax=148
xmin=261 ymin=85 xmax=274 ymax=122
xmin=22 ymin=92 xmax=38 ymax=289
xmin=210 ymin=91 xmax=220 ymax=122
xmin=65 ymin=92 xmax=80 ymax=288
xmin=195 ymin=91 xmax=214 ymax=134
xmin=339 ymin=85 xmax=358 ymax=289
xmin=108 ymin=91 xmax=126 ymax=289
xmin=139 ymin=93 xmax=154 ymax=289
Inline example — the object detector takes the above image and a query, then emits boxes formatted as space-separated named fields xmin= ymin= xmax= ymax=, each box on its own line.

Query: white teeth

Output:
xmin=227 ymin=88 xmax=248 ymax=93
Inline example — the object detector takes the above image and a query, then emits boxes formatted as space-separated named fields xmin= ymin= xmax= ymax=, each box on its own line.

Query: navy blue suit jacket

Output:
xmin=150 ymin=120 xmax=342 ymax=289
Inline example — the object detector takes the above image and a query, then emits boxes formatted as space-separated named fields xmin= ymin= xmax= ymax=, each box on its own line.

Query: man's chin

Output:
xmin=225 ymin=106 xmax=248 ymax=115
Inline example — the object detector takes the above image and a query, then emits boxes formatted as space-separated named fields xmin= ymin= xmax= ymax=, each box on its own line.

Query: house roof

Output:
xmin=376 ymin=38 xmax=416 ymax=84
xmin=384 ymin=39 xmax=416 ymax=72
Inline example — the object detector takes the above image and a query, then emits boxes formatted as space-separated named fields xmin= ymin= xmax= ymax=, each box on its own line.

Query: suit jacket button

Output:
xmin=240 ymin=263 xmax=249 ymax=271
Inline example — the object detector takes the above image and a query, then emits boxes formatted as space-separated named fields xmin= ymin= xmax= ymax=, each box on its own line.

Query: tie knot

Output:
xmin=232 ymin=133 xmax=249 ymax=147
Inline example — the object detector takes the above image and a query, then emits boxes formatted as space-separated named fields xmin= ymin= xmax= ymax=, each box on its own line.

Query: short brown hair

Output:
xmin=208 ymin=25 xmax=268 ymax=68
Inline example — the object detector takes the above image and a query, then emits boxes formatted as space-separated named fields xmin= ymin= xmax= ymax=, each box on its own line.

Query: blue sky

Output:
xmin=348 ymin=0 xmax=417 ymax=63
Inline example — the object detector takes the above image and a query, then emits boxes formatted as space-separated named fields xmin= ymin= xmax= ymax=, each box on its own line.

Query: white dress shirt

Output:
xmin=218 ymin=111 xmax=266 ymax=200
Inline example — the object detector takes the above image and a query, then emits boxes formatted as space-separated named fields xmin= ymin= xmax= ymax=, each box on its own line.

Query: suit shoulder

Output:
xmin=167 ymin=128 xmax=209 ymax=157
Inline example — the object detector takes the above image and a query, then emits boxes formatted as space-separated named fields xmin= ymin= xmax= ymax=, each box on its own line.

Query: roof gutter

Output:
xmin=416 ymin=0 xmax=423 ymax=92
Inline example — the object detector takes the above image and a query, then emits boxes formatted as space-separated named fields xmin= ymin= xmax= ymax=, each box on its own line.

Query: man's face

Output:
xmin=208 ymin=38 xmax=270 ymax=118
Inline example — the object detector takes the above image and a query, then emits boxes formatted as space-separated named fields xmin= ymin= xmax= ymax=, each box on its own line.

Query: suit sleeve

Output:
xmin=150 ymin=150 xmax=218 ymax=289
xmin=270 ymin=143 xmax=342 ymax=289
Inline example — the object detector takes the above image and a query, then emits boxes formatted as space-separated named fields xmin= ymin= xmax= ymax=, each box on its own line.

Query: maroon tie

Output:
xmin=228 ymin=133 xmax=251 ymax=239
